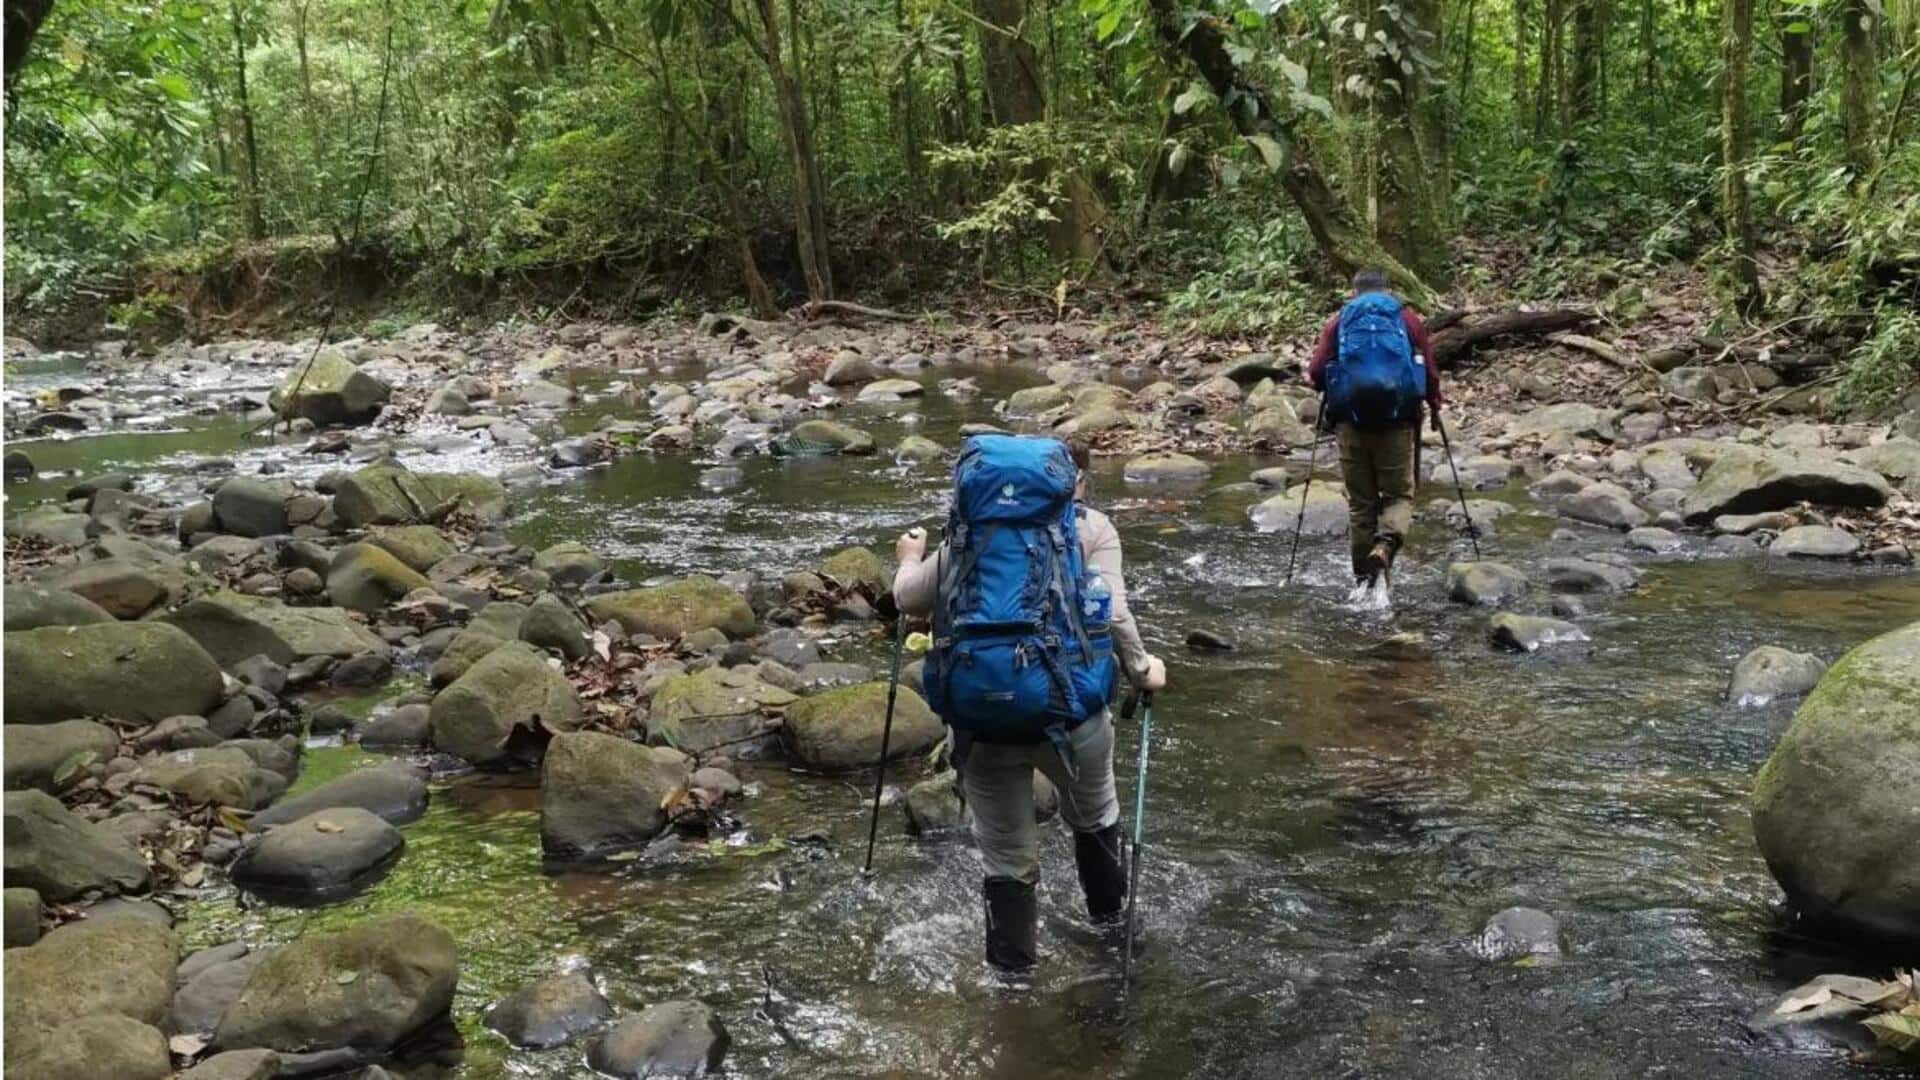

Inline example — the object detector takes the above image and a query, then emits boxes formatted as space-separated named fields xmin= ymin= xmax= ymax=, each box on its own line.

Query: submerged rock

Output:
xmin=1445 ymin=562 xmax=1529 ymax=608
xmin=588 ymin=1001 xmax=729 ymax=1079
xmin=773 ymin=419 xmax=875 ymax=456
xmin=1751 ymin=619 xmax=1920 ymax=944
xmin=1544 ymin=556 xmax=1640 ymax=594
xmin=1489 ymin=613 xmax=1588 ymax=653
xmin=540 ymin=731 xmax=691 ymax=860
xmin=782 ymin=682 xmax=942 ymax=771
xmin=1476 ymin=906 xmax=1562 ymax=961
xmin=484 ymin=971 xmax=612 ymax=1049
xmin=250 ymin=761 xmax=429 ymax=827
xmin=3 ymin=622 xmax=224 ymax=725
xmin=1248 ymin=481 xmax=1346 ymax=536
xmin=1727 ymin=646 xmax=1827 ymax=706
xmin=1123 ymin=452 xmax=1211 ymax=483
xmin=1743 ymin=973 xmax=1887 ymax=1052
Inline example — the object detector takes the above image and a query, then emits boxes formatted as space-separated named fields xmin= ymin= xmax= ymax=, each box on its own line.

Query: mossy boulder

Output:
xmin=2 ymin=584 xmax=115 ymax=632
xmin=164 ymin=591 xmax=384 ymax=667
xmin=3 ymin=622 xmax=224 ymax=724
xmin=368 ymin=525 xmax=458 ymax=572
xmin=1681 ymin=450 xmax=1892 ymax=523
xmin=211 ymin=477 xmax=291 ymax=538
xmin=781 ymin=682 xmax=942 ymax=771
xmin=44 ymin=557 xmax=189 ymax=619
xmin=648 ymin=666 xmax=796 ymax=754
xmin=532 ymin=541 xmax=604 ymax=587
xmin=327 ymin=543 xmax=431 ymax=614
xmin=429 ymin=641 xmax=583 ymax=767
xmin=1248 ymin=481 xmax=1347 ymax=536
xmin=1752 ymin=619 xmax=1920 ymax=944
xmin=818 ymin=546 xmax=891 ymax=595
xmin=2 ymin=790 xmax=151 ymax=899
xmin=540 ymin=731 xmax=692 ymax=860
xmin=584 ymin=576 xmax=755 ymax=640
xmin=129 ymin=746 xmax=286 ymax=809
xmin=7 ymin=1012 xmax=170 ymax=1080
xmin=4 ymin=719 xmax=120 ymax=792
xmin=3 ymin=916 xmax=178 ymax=1076
xmin=1123 ymin=452 xmax=1212 ymax=483
xmin=331 ymin=465 xmax=506 ymax=528
xmin=268 ymin=347 xmax=391 ymax=426
xmin=212 ymin=914 xmax=457 ymax=1056
xmin=773 ymin=419 xmax=876 ymax=456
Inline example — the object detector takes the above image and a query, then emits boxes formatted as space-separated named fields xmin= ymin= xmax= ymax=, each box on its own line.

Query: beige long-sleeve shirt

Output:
xmin=892 ymin=505 xmax=1152 ymax=687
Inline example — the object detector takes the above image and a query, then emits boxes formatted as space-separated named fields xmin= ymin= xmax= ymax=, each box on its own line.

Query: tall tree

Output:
xmin=230 ymin=0 xmax=266 ymax=238
xmin=1721 ymin=0 xmax=1761 ymax=315
xmin=1838 ymin=0 xmax=1878 ymax=180
xmin=1569 ymin=0 xmax=1604 ymax=121
xmin=1367 ymin=0 xmax=1451 ymax=283
xmin=1776 ymin=2 xmax=1812 ymax=144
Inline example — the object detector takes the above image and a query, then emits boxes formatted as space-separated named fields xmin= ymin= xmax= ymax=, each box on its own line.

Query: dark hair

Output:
xmin=1352 ymin=268 xmax=1391 ymax=293
xmin=1066 ymin=438 xmax=1092 ymax=472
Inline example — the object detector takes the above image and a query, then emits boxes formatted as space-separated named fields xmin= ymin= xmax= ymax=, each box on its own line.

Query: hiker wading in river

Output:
xmin=894 ymin=436 xmax=1167 ymax=976
xmin=1305 ymin=268 xmax=1446 ymax=585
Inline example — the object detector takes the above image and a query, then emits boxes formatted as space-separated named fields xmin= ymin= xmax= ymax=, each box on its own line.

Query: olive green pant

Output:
xmin=1335 ymin=422 xmax=1417 ymax=578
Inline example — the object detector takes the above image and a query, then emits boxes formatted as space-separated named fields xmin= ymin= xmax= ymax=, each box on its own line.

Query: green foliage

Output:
xmin=1833 ymin=306 xmax=1920 ymax=415
xmin=1162 ymin=210 xmax=1320 ymax=335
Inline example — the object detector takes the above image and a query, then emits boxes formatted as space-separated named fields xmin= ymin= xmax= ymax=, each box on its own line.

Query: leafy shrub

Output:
xmin=1833 ymin=307 xmax=1920 ymax=416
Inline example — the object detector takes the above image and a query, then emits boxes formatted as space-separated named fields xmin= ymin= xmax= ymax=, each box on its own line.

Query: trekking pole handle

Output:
xmin=1122 ymin=687 xmax=1154 ymax=720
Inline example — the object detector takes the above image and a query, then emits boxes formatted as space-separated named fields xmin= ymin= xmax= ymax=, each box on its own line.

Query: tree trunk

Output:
xmin=1721 ymin=0 xmax=1761 ymax=315
xmin=1570 ymin=0 xmax=1602 ymax=122
xmin=972 ymin=0 xmax=1106 ymax=265
xmin=1512 ymin=0 xmax=1531 ymax=135
xmin=230 ymin=0 xmax=266 ymax=239
xmin=748 ymin=0 xmax=833 ymax=300
xmin=1144 ymin=0 xmax=1436 ymax=306
xmin=1777 ymin=6 xmax=1812 ymax=145
xmin=1838 ymin=0 xmax=1878 ymax=181
xmin=3 ymin=0 xmax=55 ymax=94
xmin=1371 ymin=0 xmax=1451 ymax=284
xmin=1535 ymin=0 xmax=1561 ymax=136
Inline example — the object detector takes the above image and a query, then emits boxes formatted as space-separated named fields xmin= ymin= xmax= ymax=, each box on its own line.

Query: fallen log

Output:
xmin=1431 ymin=308 xmax=1592 ymax=369
xmin=791 ymin=300 xmax=914 ymax=324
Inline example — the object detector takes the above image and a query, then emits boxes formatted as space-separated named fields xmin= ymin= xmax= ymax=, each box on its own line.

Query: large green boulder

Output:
xmin=429 ymin=642 xmax=583 ymax=767
xmin=331 ymin=465 xmax=506 ymax=528
xmin=327 ymin=543 xmax=431 ymax=614
xmin=818 ymin=546 xmax=891 ymax=595
xmin=129 ymin=746 xmax=285 ymax=809
xmin=1681 ymin=449 xmax=1892 ymax=523
xmin=648 ymin=666 xmax=796 ymax=753
xmin=2 ymin=790 xmax=151 ymax=899
xmin=4 ymin=719 xmax=120 ymax=792
xmin=4 ymin=916 xmax=178 ymax=1076
xmin=44 ymin=557 xmax=189 ymax=619
xmin=584 ymin=576 xmax=755 ymax=640
xmin=2 ymin=584 xmax=115 ymax=631
xmin=3 ymin=622 xmax=224 ymax=724
xmin=268 ymin=347 xmax=391 ymax=426
xmin=212 ymin=914 xmax=457 ymax=1056
xmin=368 ymin=525 xmax=458 ymax=572
xmin=164 ymin=591 xmax=384 ymax=667
xmin=540 ymin=731 xmax=692 ymax=859
xmin=211 ymin=477 xmax=291 ymax=538
xmin=781 ymin=682 xmax=942 ymax=771
xmin=772 ymin=419 xmax=876 ymax=456
xmin=1752 ymin=619 xmax=1920 ymax=944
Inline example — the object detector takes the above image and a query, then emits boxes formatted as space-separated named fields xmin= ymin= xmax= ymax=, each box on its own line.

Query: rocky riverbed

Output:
xmin=3 ymin=313 xmax=1918 ymax=1077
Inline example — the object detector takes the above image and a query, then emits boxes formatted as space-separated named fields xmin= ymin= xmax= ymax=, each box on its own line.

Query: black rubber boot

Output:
xmin=1073 ymin=824 xmax=1128 ymax=925
xmin=983 ymin=876 xmax=1038 ymax=974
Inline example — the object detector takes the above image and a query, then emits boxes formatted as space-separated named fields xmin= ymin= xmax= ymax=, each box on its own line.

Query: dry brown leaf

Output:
xmin=1777 ymin=986 xmax=1833 ymax=1014
xmin=313 ymin=819 xmax=344 ymax=833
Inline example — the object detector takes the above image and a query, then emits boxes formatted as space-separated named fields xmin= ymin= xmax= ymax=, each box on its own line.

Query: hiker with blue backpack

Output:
xmin=1304 ymin=268 xmax=1446 ymax=585
xmin=893 ymin=436 xmax=1167 ymax=976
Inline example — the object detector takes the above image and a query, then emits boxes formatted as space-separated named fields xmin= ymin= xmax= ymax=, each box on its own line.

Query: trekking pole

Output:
xmin=1120 ymin=686 xmax=1156 ymax=997
xmin=861 ymin=615 xmax=911 ymax=877
xmin=1434 ymin=412 xmax=1482 ymax=559
xmin=1283 ymin=397 xmax=1328 ymax=584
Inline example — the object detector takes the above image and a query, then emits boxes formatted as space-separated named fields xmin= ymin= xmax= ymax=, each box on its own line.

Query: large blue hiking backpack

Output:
xmin=921 ymin=435 xmax=1117 ymax=746
xmin=1324 ymin=291 xmax=1427 ymax=428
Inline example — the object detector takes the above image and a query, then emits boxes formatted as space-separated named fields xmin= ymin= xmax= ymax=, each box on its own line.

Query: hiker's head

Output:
xmin=1068 ymin=439 xmax=1092 ymax=500
xmin=1352 ymin=268 xmax=1391 ymax=295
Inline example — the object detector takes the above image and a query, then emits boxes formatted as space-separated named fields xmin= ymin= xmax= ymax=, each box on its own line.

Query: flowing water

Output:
xmin=8 ymin=346 xmax=1919 ymax=1078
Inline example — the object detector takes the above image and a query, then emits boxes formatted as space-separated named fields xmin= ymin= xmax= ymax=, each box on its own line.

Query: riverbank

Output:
xmin=3 ymin=307 xmax=1919 ymax=1076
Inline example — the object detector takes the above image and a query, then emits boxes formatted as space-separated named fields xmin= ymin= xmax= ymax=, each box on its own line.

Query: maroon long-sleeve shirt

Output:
xmin=1305 ymin=303 xmax=1444 ymax=409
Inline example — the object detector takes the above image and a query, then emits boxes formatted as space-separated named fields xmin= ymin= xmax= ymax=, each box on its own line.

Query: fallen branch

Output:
xmin=1548 ymin=332 xmax=1630 ymax=368
xmin=791 ymin=299 xmax=914 ymax=323
xmin=1432 ymin=308 xmax=1592 ymax=369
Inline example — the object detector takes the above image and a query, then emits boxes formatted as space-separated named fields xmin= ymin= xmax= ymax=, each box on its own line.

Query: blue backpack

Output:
xmin=1325 ymin=291 xmax=1427 ymax=428
xmin=922 ymin=435 xmax=1116 ymax=746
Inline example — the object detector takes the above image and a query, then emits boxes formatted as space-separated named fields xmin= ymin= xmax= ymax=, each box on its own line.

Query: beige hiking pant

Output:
xmin=1336 ymin=421 xmax=1418 ymax=577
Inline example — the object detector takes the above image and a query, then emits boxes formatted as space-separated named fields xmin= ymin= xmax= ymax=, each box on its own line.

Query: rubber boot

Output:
xmin=983 ymin=876 xmax=1038 ymax=974
xmin=1073 ymin=824 xmax=1128 ymax=925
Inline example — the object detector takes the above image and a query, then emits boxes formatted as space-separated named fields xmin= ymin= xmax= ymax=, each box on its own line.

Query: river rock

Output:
xmin=164 ymin=591 xmax=385 ymax=667
xmin=4 ymin=621 xmax=224 ymax=725
xmin=1727 ymin=646 xmax=1827 ymax=706
xmin=180 ymin=1050 xmax=282 ymax=1080
xmin=1680 ymin=450 xmax=1892 ymax=523
xmin=327 ymin=543 xmax=431 ymax=614
xmin=1476 ymin=906 xmax=1563 ymax=960
xmin=1248 ymin=481 xmax=1346 ymax=536
xmin=1446 ymin=562 xmax=1529 ymax=607
xmin=269 ymin=348 xmax=391 ymax=426
xmin=1489 ymin=613 xmax=1589 ymax=652
xmin=858 ymin=378 xmax=924 ymax=401
xmin=1559 ymin=481 xmax=1648 ymax=529
xmin=211 ymin=477 xmax=290 ymax=538
xmin=484 ymin=971 xmax=613 ymax=1049
xmin=4 ymin=887 xmax=40 ymax=946
xmin=252 ymin=761 xmax=429 ymax=827
xmin=3 ymin=584 xmax=115 ymax=631
xmin=1712 ymin=510 xmax=1792 ymax=535
xmin=587 ymin=1001 xmax=729 ymax=1079
xmin=1124 ymin=452 xmax=1211 ymax=483
xmin=430 ymin=626 xmax=512 ymax=687
xmin=357 ymin=704 xmax=432 ymax=748
xmin=4 ymin=719 xmax=119 ymax=792
xmin=778 ymin=419 xmax=876 ymax=456
xmin=533 ymin=541 xmax=603 ymax=587
xmin=905 ymin=771 xmax=969 ymax=835
xmin=7 ymin=508 xmax=89 ymax=546
xmin=541 ymin=731 xmax=691 ymax=860
xmin=3 ymin=914 xmax=178 ymax=1077
xmin=895 ymin=435 xmax=945 ymax=462
xmin=1625 ymin=526 xmax=1686 ymax=553
xmin=782 ymin=682 xmax=942 ymax=771
xmin=369 ymin=525 xmax=457 ymax=572
xmin=429 ymin=641 xmax=582 ymax=767
xmin=1767 ymin=524 xmax=1860 ymax=559
xmin=171 ymin=950 xmax=271 ymax=1036
xmin=45 ymin=557 xmax=182 ymax=619
xmin=1508 ymin=403 xmax=1617 ymax=441
xmin=521 ymin=593 xmax=591 ymax=661
xmin=1743 ymin=973 xmax=1888 ymax=1052
xmin=823 ymin=351 xmax=879 ymax=386
xmin=3 ymin=449 xmax=33 ymax=482
xmin=585 ymin=576 xmax=756 ymax=639
xmin=649 ymin=666 xmax=797 ymax=753
xmin=1751 ymin=619 xmax=1920 ymax=943
xmin=231 ymin=808 xmax=403 ymax=901
xmin=212 ymin=914 xmax=457 ymax=1056
xmin=130 ymin=746 xmax=285 ymax=809
xmin=331 ymin=465 xmax=507 ymax=527
xmin=8 ymin=1013 xmax=170 ymax=1080
xmin=2 ymin=789 xmax=149 ymax=899
xmin=819 ymin=546 xmax=890 ymax=595
xmin=1544 ymin=556 xmax=1640 ymax=593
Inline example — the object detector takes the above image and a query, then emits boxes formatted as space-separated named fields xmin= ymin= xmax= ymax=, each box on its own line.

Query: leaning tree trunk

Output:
xmin=1721 ymin=0 xmax=1762 ymax=316
xmin=750 ymin=0 xmax=833 ymax=301
xmin=1838 ymin=0 xmax=1878 ymax=182
xmin=972 ymin=0 xmax=1106 ymax=266
xmin=3 ymin=0 xmax=55 ymax=95
xmin=1144 ymin=0 xmax=1436 ymax=306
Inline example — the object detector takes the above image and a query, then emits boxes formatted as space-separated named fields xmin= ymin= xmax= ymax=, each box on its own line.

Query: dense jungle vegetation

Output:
xmin=3 ymin=0 xmax=1917 ymax=402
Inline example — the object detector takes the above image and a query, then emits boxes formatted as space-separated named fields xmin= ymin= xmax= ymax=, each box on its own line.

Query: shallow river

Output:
xmin=9 ymin=347 xmax=1919 ymax=1078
